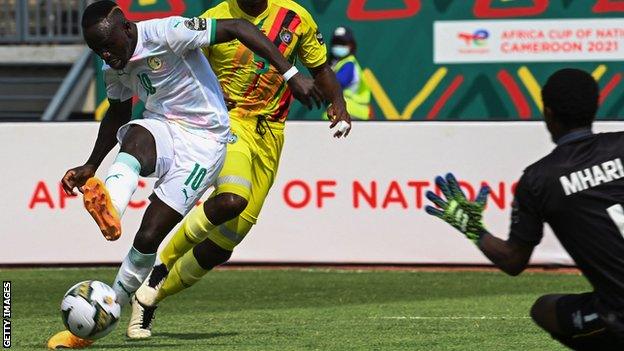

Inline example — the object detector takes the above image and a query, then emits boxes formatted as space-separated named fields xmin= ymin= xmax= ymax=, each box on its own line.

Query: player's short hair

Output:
xmin=81 ymin=0 xmax=122 ymax=29
xmin=542 ymin=68 xmax=598 ymax=129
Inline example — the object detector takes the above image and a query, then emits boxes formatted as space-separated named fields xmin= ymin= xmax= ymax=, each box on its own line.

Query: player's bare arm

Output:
xmin=477 ymin=234 xmax=534 ymax=276
xmin=310 ymin=63 xmax=351 ymax=138
xmin=61 ymin=99 xmax=132 ymax=196
xmin=425 ymin=173 xmax=535 ymax=276
xmin=212 ymin=19 xmax=323 ymax=109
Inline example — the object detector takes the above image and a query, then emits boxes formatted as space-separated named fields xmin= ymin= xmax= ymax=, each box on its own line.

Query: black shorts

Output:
xmin=556 ymin=292 xmax=624 ymax=349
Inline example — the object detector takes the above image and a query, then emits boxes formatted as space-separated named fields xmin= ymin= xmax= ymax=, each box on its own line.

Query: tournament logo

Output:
xmin=227 ymin=133 xmax=238 ymax=144
xmin=185 ymin=17 xmax=207 ymax=31
xmin=458 ymin=29 xmax=489 ymax=47
xmin=280 ymin=28 xmax=294 ymax=45
xmin=315 ymin=30 xmax=324 ymax=45
xmin=147 ymin=56 xmax=162 ymax=71
xmin=457 ymin=29 xmax=490 ymax=54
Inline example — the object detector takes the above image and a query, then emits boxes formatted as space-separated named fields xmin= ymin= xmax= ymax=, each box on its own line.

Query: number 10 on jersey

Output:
xmin=185 ymin=163 xmax=207 ymax=191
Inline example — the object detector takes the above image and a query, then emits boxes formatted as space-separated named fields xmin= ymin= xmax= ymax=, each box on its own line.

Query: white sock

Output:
xmin=113 ymin=246 xmax=156 ymax=306
xmin=105 ymin=152 xmax=140 ymax=217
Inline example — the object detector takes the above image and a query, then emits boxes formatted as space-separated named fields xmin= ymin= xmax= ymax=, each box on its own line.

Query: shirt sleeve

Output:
xmin=297 ymin=13 xmax=327 ymax=68
xmin=335 ymin=62 xmax=355 ymax=88
xmin=164 ymin=16 xmax=217 ymax=56
xmin=509 ymin=171 xmax=544 ymax=246
xmin=199 ymin=9 xmax=216 ymax=58
xmin=103 ymin=67 xmax=133 ymax=102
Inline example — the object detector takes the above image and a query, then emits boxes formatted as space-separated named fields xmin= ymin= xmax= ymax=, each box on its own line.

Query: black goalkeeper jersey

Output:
xmin=510 ymin=129 xmax=624 ymax=309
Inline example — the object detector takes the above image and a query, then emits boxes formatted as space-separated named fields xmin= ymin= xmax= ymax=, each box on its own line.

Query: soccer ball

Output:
xmin=60 ymin=280 xmax=121 ymax=340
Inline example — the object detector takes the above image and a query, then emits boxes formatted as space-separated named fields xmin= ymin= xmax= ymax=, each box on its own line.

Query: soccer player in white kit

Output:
xmin=49 ymin=1 xmax=323 ymax=349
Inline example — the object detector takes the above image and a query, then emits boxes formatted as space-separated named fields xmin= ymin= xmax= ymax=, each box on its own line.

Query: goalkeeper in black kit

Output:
xmin=426 ymin=68 xmax=624 ymax=350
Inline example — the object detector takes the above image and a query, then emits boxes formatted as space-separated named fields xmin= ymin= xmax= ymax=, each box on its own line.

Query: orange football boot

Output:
xmin=82 ymin=177 xmax=121 ymax=241
xmin=47 ymin=330 xmax=94 ymax=349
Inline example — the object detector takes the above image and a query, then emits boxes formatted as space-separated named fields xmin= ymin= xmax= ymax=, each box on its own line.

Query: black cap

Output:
xmin=331 ymin=26 xmax=355 ymax=43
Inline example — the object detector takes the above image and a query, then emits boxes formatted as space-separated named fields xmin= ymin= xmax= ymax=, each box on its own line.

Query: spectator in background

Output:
xmin=328 ymin=26 xmax=372 ymax=120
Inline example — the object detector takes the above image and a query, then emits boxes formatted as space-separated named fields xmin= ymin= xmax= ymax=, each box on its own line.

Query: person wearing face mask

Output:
xmin=329 ymin=26 xmax=372 ymax=120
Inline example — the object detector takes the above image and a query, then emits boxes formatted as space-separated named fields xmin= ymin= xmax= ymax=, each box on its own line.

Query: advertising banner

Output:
xmin=3 ymin=122 xmax=624 ymax=265
xmin=94 ymin=1 xmax=624 ymax=121
xmin=435 ymin=19 xmax=624 ymax=63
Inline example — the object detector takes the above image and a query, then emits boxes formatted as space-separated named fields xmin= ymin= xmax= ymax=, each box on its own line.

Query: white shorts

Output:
xmin=117 ymin=118 xmax=226 ymax=215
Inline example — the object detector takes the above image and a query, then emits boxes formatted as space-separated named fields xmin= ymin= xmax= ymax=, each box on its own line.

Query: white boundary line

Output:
xmin=373 ymin=316 xmax=531 ymax=320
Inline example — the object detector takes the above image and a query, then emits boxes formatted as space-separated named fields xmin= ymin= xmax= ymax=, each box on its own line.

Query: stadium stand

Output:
xmin=0 ymin=0 xmax=94 ymax=121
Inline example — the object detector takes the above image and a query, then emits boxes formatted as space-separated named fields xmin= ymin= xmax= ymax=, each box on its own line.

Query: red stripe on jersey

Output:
xmin=267 ymin=8 xmax=289 ymax=42
xmin=270 ymin=85 xmax=293 ymax=120
xmin=243 ymin=73 xmax=261 ymax=98
xmin=278 ymin=16 xmax=301 ymax=54
xmin=287 ymin=15 xmax=302 ymax=34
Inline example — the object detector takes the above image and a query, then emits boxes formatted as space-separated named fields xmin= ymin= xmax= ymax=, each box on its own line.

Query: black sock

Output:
xmin=148 ymin=263 xmax=168 ymax=288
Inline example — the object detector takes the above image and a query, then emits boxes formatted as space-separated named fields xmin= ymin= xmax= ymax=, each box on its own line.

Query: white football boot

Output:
xmin=127 ymin=264 xmax=168 ymax=339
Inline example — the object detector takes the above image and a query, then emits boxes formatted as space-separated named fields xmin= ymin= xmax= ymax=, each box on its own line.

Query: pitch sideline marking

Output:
xmin=373 ymin=316 xmax=531 ymax=320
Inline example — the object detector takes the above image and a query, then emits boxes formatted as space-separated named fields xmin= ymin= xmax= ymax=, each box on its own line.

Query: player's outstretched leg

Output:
xmin=112 ymin=195 xmax=182 ymax=307
xmin=83 ymin=152 xmax=142 ymax=240
xmin=127 ymin=192 xmax=248 ymax=339
xmin=47 ymin=330 xmax=93 ymax=350
xmin=47 ymin=128 xmax=158 ymax=348
xmin=125 ymin=205 xmax=204 ymax=339
xmin=127 ymin=235 xmax=234 ymax=338
xmin=159 ymin=193 xmax=248 ymax=267
xmin=83 ymin=125 xmax=154 ymax=240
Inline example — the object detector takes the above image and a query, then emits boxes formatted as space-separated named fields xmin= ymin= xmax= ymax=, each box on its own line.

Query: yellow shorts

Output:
xmin=207 ymin=117 xmax=284 ymax=250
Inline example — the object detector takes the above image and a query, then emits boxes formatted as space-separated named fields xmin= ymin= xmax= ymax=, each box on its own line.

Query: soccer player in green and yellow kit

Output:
xmin=127 ymin=0 xmax=351 ymax=338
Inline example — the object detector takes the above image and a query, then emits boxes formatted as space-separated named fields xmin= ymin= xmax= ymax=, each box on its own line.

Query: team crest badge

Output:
xmin=185 ymin=17 xmax=207 ymax=31
xmin=279 ymin=28 xmax=293 ymax=45
xmin=147 ymin=57 xmax=162 ymax=71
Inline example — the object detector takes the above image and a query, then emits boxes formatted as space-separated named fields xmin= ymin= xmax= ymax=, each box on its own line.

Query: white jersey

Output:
xmin=103 ymin=17 xmax=229 ymax=142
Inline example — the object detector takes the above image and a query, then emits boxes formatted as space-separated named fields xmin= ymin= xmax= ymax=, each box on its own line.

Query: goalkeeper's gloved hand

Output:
xmin=424 ymin=173 xmax=490 ymax=244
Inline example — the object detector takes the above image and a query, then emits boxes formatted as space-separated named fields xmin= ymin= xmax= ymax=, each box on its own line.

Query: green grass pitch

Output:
xmin=1 ymin=267 xmax=588 ymax=350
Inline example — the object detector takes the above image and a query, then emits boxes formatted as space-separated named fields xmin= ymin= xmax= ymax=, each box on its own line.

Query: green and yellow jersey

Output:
xmin=200 ymin=0 xmax=327 ymax=123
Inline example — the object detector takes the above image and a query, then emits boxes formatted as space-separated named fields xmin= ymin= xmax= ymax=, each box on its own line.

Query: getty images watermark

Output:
xmin=3 ymin=281 xmax=10 ymax=348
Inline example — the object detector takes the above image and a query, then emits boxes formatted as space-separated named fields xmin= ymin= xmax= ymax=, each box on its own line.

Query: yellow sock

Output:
xmin=156 ymin=249 xmax=208 ymax=303
xmin=160 ymin=205 xmax=216 ymax=270
xmin=206 ymin=215 xmax=254 ymax=251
